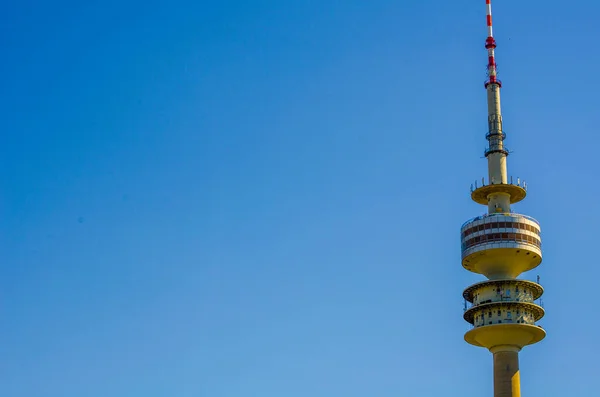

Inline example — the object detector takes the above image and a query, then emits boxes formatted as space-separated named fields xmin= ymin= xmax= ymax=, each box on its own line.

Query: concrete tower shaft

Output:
xmin=493 ymin=349 xmax=521 ymax=397
xmin=486 ymin=83 xmax=510 ymax=214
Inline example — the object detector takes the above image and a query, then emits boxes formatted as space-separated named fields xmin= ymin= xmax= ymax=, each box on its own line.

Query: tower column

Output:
xmin=492 ymin=347 xmax=521 ymax=397
xmin=461 ymin=2 xmax=545 ymax=396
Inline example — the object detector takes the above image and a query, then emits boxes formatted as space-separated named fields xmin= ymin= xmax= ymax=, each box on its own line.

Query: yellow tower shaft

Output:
xmin=493 ymin=349 xmax=521 ymax=397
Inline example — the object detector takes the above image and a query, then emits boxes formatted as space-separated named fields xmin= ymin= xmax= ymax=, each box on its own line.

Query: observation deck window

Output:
xmin=461 ymin=218 xmax=541 ymax=238
xmin=462 ymin=232 xmax=541 ymax=250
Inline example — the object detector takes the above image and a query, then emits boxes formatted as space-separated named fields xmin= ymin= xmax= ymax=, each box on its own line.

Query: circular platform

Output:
xmin=463 ymin=279 xmax=544 ymax=302
xmin=463 ymin=301 xmax=545 ymax=324
xmin=465 ymin=323 xmax=546 ymax=351
xmin=460 ymin=213 xmax=542 ymax=278
xmin=471 ymin=183 xmax=527 ymax=205
xmin=462 ymin=246 xmax=542 ymax=279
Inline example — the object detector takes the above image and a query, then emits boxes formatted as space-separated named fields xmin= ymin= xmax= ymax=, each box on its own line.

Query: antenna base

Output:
xmin=485 ymin=79 xmax=502 ymax=88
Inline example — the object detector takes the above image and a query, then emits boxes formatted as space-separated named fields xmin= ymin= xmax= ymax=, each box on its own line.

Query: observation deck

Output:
xmin=464 ymin=301 xmax=544 ymax=325
xmin=463 ymin=279 xmax=544 ymax=325
xmin=470 ymin=178 xmax=527 ymax=206
xmin=462 ymin=278 xmax=546 ymax=350
xmin=463 ymin=279 xmax=543 ymax=303
xmin=460 ymin=213 xmax=542 ymax=279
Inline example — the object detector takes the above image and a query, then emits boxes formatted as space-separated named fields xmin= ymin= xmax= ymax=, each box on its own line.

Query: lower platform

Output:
xmin=465 ymin=323 xmax=545 ymax=351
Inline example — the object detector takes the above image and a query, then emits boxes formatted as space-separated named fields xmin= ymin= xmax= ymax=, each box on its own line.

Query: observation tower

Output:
xmin=461 ymin=1 xmax=545 ymax=396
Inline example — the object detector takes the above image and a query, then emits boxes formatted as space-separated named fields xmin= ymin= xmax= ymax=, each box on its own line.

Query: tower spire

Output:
xmin=482 ymin=0 xmax=510 ymax=214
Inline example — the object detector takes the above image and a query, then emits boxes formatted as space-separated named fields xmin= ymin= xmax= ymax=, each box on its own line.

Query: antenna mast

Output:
xmin=485 ymin=0 xmax=499 ymax=86
xmin=483 ymin=0 xmax=511 ymax=214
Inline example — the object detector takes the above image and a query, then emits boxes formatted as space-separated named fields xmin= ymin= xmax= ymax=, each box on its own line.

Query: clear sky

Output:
xmin=2 ymin=1 xmax=598 ymax=396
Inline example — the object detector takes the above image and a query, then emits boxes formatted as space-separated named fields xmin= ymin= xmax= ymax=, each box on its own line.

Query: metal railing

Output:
xmin=461 ymin=212 xmax=540 ymax=229
xmin=465 ymin=298 xmax=541 ymax=312
xmin=470 ymin=176 xmax=527 ymax=192
xmin=467 ymin=295 xmax=538 ymax=310
xmin=467 ymin=322 xmax=544 ymax=330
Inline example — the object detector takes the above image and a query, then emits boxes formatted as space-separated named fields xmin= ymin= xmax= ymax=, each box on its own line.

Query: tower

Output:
xmin=461 ymin=1 xmax=545 ymax=396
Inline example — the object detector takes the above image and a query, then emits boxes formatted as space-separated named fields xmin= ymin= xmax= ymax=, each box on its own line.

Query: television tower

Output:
xmin=461 ymin=1 xmax=545 ymax=396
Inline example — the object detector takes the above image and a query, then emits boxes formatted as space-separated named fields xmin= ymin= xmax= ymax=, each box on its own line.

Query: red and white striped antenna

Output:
xmin=486 ymin=0 xmax=494 ymax=37
xmin=485 ymin=0 xmax=500 ymax=87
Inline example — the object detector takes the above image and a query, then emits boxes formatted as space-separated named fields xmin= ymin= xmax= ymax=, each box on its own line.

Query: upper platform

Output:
xmin=471 ymin=177 xmax=527 ymax=205
xmin=470 ymin=179 xmax=527 ymax=205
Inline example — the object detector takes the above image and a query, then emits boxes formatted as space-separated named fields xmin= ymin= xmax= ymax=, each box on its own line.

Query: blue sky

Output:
xmin=1 ymin=1 xmax=598 ymax=396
